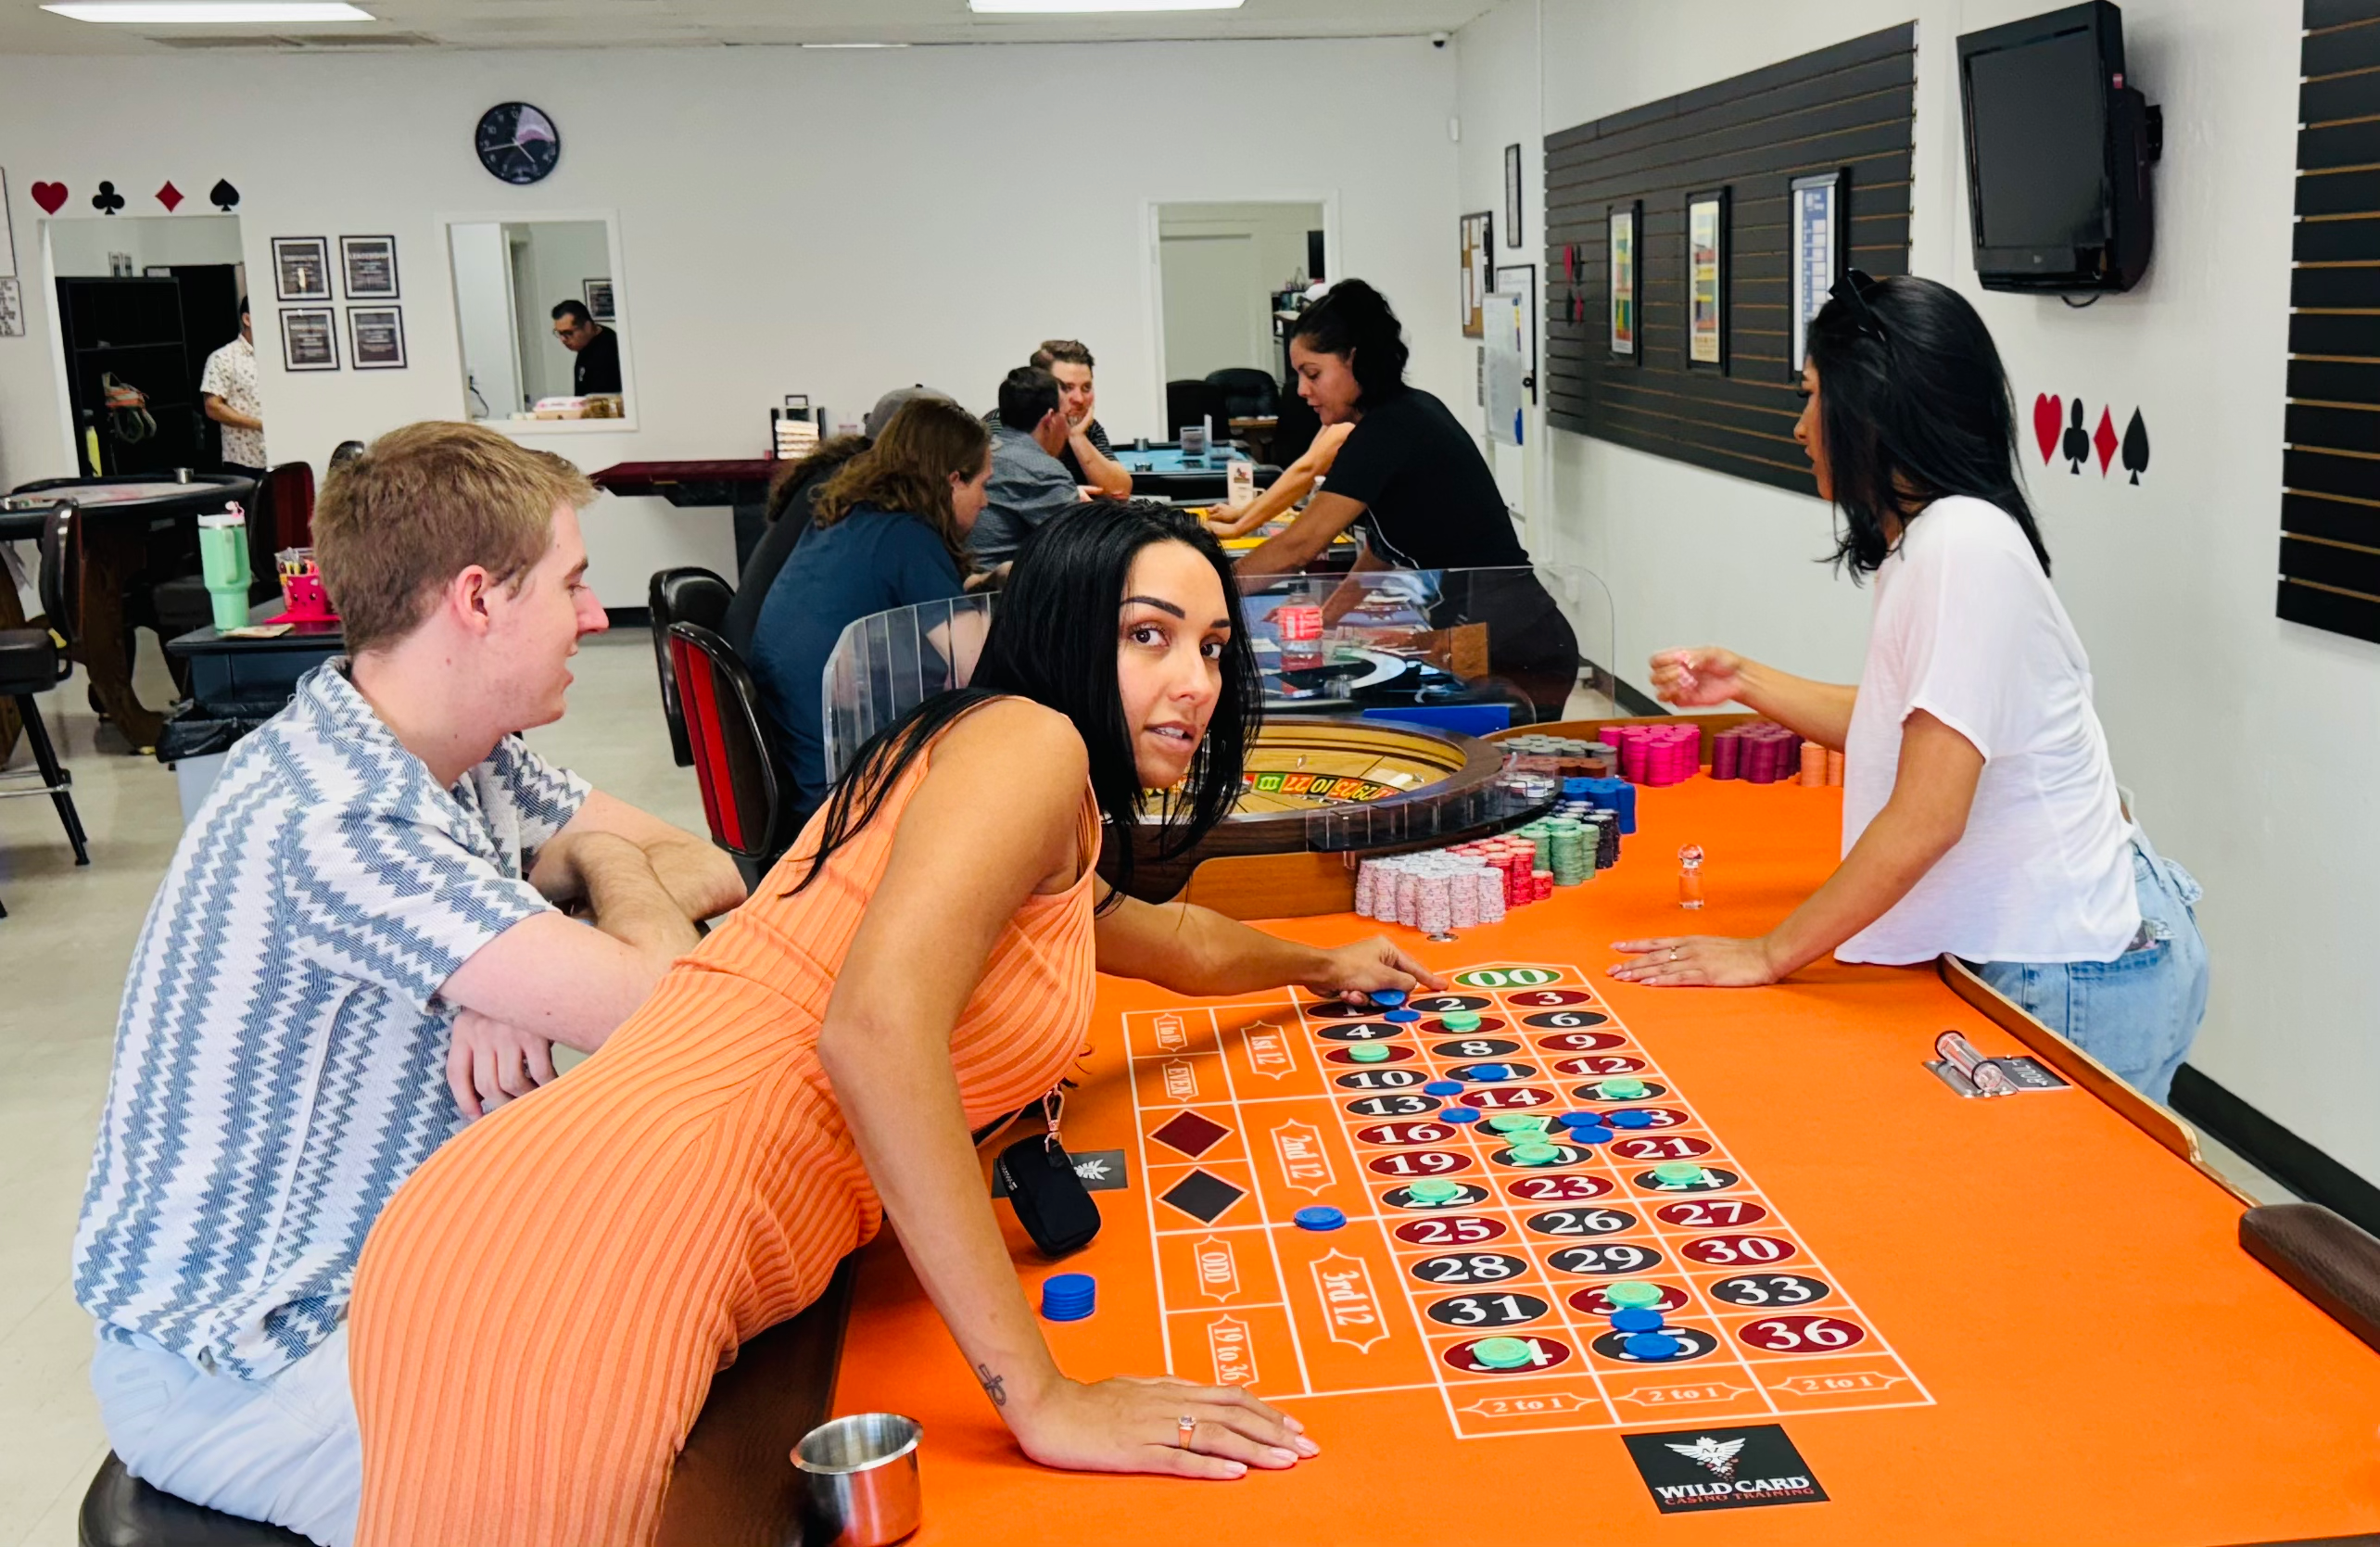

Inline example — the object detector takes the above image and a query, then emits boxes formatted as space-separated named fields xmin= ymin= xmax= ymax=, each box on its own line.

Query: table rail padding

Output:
xmin=2241 ymin=1203 xmax=2380 ymax=1359
xmin=655 ymin=1256 xmax=855 ymax=1547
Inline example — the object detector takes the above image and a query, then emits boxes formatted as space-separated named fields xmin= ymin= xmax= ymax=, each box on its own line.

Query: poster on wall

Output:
xmin=1460 ymin=210 xmax=1493 ymax=337
xmin=1485 ymin=291 xmax=1526 ymax=447
xmin=1493 ymin=262 xmax=1538 ymax=405
xmin=349 ymin=306 xmax=406 ymax=369
xmin=1790 ymin=171 xmax=1844 ymax=379
xmin=1687 ymin=187 xmax=1729 ymax=371
xmin=280 ymin=307 xmax=338 ymax=371
xmin=272 ymin=237 xmax=332 ymax=302
xmin=583 ymin=277 xmax=615 ymax=323
xmin=0 ymin=278 xmax=21 ymax=338
xmin=1609 ymin=201 xmax=1640 ymax=359
xmin=339 ymin=235 xmax=399 ymax=300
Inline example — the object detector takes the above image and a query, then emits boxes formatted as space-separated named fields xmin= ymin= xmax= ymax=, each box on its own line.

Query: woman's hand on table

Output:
xmin=1008 ymin=1374 xmax=1317 ymax=1479
xmin=1606 ymin=934 xmax=1783 ymax=988
xmin=1302 ymin=937 xmax=1447 ymax=1003
xmin=1649 ymin=646 xmax=1748 ymax=708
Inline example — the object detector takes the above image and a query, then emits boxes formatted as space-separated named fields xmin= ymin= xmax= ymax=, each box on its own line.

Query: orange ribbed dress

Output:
xmin=348 ymin=739 xmax=1098 ymax=1547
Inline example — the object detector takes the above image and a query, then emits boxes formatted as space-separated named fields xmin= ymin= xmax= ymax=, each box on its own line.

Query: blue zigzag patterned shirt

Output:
xmin=73 ymin=662 xmax=589 ymax=1380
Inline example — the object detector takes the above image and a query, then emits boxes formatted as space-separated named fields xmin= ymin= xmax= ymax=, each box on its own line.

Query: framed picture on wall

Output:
xmin=583 ymin=277 xmax=615 ymax=323
xmin=1609 ymin=201 xmax=1640 ymax=360
xmin=1504 ymin=144 xmax=1524 ymax=248
xmin=280 ymin=306 xmax=338 ymax=371
xmin=340 ymin=235 xmax=399 ymax=300
xmin=1460 ymin=211 xmax=1493 ymax=337
xmin=272 ymin=237 xmax=332 ymax=303
xmin=1790 ymin=170 xmax=1846 ymax=380
xmin=1686 ymin=187 xmax=1729 ymax=372
xmin=1494 ymin=261 xmax=1538 ymax=404
xmin=348 ymin=306 xmax=406 ymax=369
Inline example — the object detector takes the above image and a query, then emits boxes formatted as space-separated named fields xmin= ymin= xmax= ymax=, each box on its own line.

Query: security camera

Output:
xmin=1430 ymin=31 xmax=1449 ymax=47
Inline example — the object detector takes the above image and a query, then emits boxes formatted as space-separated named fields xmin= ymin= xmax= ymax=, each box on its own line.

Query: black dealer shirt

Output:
xmin=1323 ymin=387 xmax=1528 ymax=570
xmin=574 ymin=326 xmax=623 ymax=397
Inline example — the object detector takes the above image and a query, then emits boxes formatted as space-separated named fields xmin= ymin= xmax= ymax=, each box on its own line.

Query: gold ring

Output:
xmin=1669 ymin=947 xmax=1680 ymax=962
xmin=1177 ymin=1414 xmax=1198 ymax=1449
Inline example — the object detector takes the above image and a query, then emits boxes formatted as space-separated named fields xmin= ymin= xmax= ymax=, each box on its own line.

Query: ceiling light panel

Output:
xmin=45 ymin=1 xmax=373 ymax=20
xmin=969 ymin=0 xmax=1245 ymax=12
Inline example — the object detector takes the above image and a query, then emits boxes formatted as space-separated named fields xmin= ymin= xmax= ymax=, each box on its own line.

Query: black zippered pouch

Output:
xmin=994 ymin=1133 xmax=1102 ymax=1257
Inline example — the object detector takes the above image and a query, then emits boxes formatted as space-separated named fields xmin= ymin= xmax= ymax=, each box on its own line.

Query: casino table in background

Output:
xmin=817 ymin=775 xmax=2380 ymax=1546
xmin=0 ymin=473 xmax=253 ymax=751
xmin=1111 ymin=441 xmax=1260 ymax=503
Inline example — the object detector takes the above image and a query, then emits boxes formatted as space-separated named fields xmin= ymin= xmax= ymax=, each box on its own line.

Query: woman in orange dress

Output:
xmin=347 ymin=501 xmax=1441 ymax=1546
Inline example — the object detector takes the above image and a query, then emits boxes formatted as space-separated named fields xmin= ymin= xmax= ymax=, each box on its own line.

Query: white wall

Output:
xmin=0 ymin=38 xmax=1459 ymax=604
xmin=1456 ymin=0 xmax=2371 ymax=1179
xmin=45 ymin=212 xmax=244 ymax=278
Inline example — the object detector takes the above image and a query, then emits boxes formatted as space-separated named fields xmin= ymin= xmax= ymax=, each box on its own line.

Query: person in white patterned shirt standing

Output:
xmin=198 ymin=297 xmax=266 ymax=476
xmin=71 ymin=421 xmax=746 ymax=1545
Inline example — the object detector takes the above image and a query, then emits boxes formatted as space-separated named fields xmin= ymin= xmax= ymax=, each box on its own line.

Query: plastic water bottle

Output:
xmin=197 ymin=501 xmax=248 ymax=631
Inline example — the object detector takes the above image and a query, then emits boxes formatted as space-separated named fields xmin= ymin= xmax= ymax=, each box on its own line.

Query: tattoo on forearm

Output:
xmin=976 ymin=1363 xmax=1007 ymax=1408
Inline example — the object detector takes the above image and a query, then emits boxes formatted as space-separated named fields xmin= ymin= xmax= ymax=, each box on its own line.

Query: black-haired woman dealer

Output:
xmin=1610 ymin=273 xmax=2207 ymax=1102
xmin=1234 ymin=280 xmax=1580 ymax=720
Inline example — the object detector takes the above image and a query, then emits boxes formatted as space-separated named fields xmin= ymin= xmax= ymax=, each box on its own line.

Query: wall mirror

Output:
xmin=445 ymin=214 xmax=633 ymax=429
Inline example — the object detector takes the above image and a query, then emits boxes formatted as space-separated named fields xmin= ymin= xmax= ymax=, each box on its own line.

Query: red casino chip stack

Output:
xmin=1708 ymin=720 xmax=1845 ymax=787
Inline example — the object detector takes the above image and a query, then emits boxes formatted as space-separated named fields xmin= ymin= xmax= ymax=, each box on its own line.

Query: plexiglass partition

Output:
xmin=821 ymin=564 xmax=1616 ymax=783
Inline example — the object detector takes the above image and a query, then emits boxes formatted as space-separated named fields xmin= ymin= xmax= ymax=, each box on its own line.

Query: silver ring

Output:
xmin=1177 ymin=1414 xmax=1198 ymax=1450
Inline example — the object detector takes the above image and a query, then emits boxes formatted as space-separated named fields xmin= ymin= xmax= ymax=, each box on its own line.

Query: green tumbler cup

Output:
xmin=198 ymin=506 xmax=249 ymax=630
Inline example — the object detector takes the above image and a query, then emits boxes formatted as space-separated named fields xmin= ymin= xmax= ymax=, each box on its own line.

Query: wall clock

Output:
xmin=475 ymin=102 xmax=561 ymax=186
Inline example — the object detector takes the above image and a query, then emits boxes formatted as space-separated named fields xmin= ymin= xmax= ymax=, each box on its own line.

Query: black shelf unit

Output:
xmin=54 ymin=277 xmax=203 ymax=475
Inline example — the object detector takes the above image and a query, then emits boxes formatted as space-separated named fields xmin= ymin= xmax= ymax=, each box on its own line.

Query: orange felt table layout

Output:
xmin=829 ymin=777 xmax=2380 ymax=1545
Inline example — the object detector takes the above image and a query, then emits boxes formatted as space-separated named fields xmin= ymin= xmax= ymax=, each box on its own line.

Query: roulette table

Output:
xmin=761 ymin=765 xmax=2380 ymax=1547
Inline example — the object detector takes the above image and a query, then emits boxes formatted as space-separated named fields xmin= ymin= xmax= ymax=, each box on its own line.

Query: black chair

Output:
xmin=1 ymin=501 xmax=93 ymax=919
xmin=1205 ymin=367 xmax=1280 ymax=425
xmin=649 ymin=566 xmax=733 ymax=767
xmin=328 ymin=439 xmax=366 ymax=473
xmin=79 ymin=1454 xmax=305 ymax=1547
xmin=668 ymin=622 xmax=795 ymax=887
xmin=1164 ymin=378 xmax=1231 ymax=442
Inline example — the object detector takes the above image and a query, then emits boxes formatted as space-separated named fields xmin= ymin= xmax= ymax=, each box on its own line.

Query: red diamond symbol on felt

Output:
xmin=155 ymin=181 xmax=184 ymax=212
xmin=2093 ymin=406 xmax=2119 ymax=476
xmin=1151 ymin=1110 xmax=1231 ymax=1159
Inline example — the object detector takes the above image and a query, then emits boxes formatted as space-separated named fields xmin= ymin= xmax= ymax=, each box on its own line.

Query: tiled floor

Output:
xmin=0 ymin=628 xmax=2300 ymax=1546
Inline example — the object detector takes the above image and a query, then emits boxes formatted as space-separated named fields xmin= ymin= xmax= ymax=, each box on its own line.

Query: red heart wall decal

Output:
xmin=2032 ymin=393 xmax=2061 ymax=465
xmin=31 ymin=181 xmax=67 ymax=214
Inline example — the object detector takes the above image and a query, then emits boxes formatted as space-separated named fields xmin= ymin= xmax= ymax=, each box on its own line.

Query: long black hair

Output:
xmin=790 ymin=499 xmax=1260 ymax=907
xmin=1290 ymin=279 xmax=1411 ymax=407
xmin=1805 ymin=273 xmax=2050 ymax=577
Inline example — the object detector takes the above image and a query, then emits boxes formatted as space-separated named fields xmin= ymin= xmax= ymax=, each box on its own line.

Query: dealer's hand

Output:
xmin=1607 ymin=934 xmax=1783 ymax=988
xmin=1303 ymin=937 xmax=1447 ymax=1003
xmin=447 ymin=1008 xmax=558 ymax=1120
xmin=1008 ymin=1374 xmax=1317 ymax=1480
xmin=1648 ymin=646 xmax=1748 ymax=709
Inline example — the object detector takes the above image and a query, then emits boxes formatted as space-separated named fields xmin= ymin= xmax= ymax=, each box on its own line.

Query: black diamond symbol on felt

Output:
xmin=1151 ymin=1110 xmax=1230 ymax=1159
xmin=1159 ymin=1169 xmax=1247 ymax=1224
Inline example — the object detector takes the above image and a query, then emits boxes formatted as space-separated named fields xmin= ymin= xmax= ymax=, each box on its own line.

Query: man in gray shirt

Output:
xmin=970 ymin=366 xmax=1086 ymax=568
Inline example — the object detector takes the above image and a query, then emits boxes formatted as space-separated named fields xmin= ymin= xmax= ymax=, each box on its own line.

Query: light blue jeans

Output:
xmin=89 ymin=1325 xmax=360 ymax=1547
xmin=1965 ymin=831 xmax=2209 ymax=1104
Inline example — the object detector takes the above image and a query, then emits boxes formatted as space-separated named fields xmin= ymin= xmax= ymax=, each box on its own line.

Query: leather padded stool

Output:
xmin=79 ymin=1454 xmax=307 ymax=1546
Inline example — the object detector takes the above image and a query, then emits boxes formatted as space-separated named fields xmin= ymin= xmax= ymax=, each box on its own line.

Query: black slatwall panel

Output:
xmin=2283 ymin=0 xmax=2380 ymax=644
xmin=1542 ymin=24 xmax=1916 ymax=495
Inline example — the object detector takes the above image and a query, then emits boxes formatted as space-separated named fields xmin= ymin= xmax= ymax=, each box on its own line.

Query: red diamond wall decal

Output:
xmin=2093 ymin=406 xmax=2118 ymax=476
xmin=155 ymin=181 xmax=184 ymax=212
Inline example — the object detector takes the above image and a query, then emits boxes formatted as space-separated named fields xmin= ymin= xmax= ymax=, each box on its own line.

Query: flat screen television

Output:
xmin=1958 ymin=1 xmax=2160 ymax=294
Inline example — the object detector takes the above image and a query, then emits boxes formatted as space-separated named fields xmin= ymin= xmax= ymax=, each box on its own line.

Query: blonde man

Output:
xmin=72 ymin=421 xmax=742 ymax=1546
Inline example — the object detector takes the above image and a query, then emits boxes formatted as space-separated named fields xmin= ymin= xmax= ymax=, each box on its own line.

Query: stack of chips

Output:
xmin=1040 ymin=1272 xmax=1096 ymax=1323
xmin=1356 ymin=850 xmax=1510 ymax=932
xmin=1601 ymin=722 xmax=1703 ymax=785
xmin=1710 ymin=720 xmax=1804 ymax=783
xmin=1498 ymin=733 xmax=1617 ymax=781
xmin=1707 ymin=720 xmax=1845 ymax=787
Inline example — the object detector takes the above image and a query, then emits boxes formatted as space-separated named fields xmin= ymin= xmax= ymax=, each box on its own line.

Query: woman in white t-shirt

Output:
xmin=1611 ymin=273 xmax=2207 ymax=1100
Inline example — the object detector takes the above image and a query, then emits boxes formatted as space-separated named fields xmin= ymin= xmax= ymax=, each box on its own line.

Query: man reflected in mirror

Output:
xmin=550 ymin=299 xmax=621 ymax=397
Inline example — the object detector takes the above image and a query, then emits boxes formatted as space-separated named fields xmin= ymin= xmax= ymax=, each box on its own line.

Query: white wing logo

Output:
xmin=1666 ymin=1436 xmax=1748 ymax=1479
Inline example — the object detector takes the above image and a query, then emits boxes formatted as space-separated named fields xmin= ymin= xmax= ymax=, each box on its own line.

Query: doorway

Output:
xmin=1150 ymin=200 xmax=1327 ymax=452
xmin=44 ymin=213 xmax=246 ymax=476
